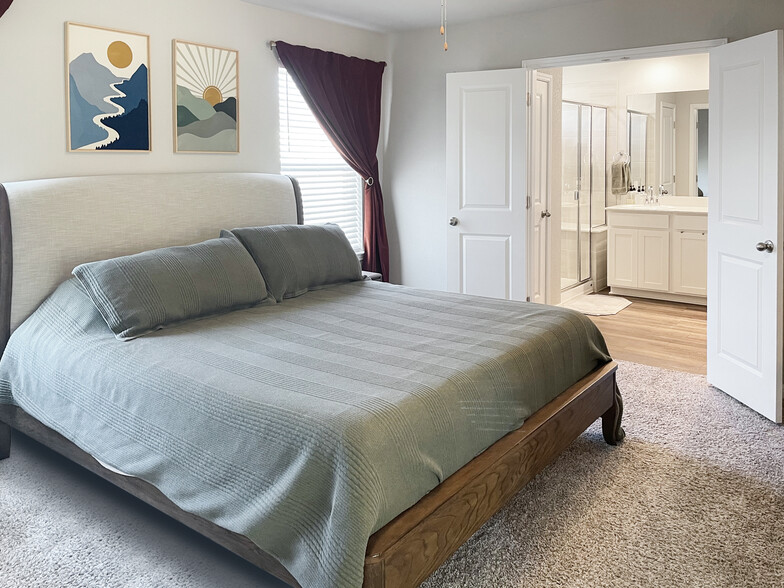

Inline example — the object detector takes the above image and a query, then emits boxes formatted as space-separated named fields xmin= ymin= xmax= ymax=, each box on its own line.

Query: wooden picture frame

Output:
xmin=173 ymin=40 xmax=239 ymax=153
xmin=65 ymin=22 xmax=151 ymax=152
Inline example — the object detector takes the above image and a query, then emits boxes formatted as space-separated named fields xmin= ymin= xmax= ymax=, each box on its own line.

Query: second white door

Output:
xmin=446 ymin=69 xmax=527 ymax=300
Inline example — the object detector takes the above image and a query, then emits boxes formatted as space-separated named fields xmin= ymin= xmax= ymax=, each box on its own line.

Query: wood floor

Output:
xmin=588 ymin=294 xmax=707 ymax=374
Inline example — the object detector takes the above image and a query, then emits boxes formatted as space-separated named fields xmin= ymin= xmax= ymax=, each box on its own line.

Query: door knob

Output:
xmin=449 ymin=217 xmax=459 ymax=226
xmin=541 ymin=210 xmax=551 ymax=218
xmin=756 ymin=240 xmax=774 ymax=253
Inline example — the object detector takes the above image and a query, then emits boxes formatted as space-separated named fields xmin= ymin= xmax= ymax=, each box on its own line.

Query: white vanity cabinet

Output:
xmin=671 ymin=215 xmax=708 ymax=296
xmin=607 ymin=205 xmax=707 ymax=304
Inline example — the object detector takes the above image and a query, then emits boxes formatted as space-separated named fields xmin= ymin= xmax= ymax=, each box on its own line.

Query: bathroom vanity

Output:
xmin=606 ymin=201 xmax=707 ymax=304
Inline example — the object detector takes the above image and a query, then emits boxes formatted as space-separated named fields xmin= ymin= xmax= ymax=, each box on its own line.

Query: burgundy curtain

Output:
xmin=275 ymin=41 xmax=390 ymax=281
xmin=0 ymin=0 xmax=13 ymax=19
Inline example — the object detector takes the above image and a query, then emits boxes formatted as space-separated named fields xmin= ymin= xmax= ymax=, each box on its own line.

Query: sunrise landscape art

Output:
xmin=66 ymin=23 xmax=150 ymax=152
xmin=174 ymin=40 xmax=238 ymax=153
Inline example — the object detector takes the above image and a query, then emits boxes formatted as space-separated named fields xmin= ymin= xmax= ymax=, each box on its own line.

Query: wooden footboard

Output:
xmin=0 ymin=361 xmax=620 ymax=588
xmin=362 ymin=361 xmax=619 ymax=587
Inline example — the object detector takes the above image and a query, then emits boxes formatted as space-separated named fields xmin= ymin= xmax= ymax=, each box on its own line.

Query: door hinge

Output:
xmin=526 ymin=92 xmax=531 ymax=107
xmin=526 ymin=196 xmax=531 ymax=209
xmin=526 ymin=296 xmax=531 ymax=302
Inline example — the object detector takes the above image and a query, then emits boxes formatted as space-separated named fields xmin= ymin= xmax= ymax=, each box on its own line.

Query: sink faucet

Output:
xmin=645 ymin=185 xmax=654 ymax=206
xmin=658 ymin=185 xmax=669 ymax=204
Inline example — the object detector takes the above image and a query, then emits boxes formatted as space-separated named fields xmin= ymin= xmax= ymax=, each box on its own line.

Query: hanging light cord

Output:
xmin=440 ymin=0 xmax=448 ymax=51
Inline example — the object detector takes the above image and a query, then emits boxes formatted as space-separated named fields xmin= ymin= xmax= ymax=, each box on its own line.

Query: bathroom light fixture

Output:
xmin=440 ymin=0 xmax=448 ymax=51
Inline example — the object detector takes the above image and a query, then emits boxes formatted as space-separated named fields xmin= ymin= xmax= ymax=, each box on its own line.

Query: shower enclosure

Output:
xmin=561 ymin=102 xmax=607 ymax=292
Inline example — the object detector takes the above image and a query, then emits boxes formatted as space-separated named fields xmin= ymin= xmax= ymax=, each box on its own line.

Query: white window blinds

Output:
xmin=278 ymin=68 xmax=364 ymax=253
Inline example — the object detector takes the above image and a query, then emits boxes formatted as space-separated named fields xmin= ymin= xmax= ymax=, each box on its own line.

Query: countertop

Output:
xmin=606 ymin=204 xmax=708 ymax=215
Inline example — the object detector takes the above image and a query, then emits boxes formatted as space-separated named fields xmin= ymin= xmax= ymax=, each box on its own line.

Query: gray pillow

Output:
xmin=72 ymin=237 xmax=268 ymax=340
xmin=223 ymin=223 xmax=362 ymax=303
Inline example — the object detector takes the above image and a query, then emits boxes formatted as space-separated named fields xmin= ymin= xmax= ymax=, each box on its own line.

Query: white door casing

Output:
xmin=660 ymin=101 xmax=676 ymax=195
xmin=529 ymin=71 xmax=552 ymax=304
xmin=446 ymin=69 xmax=527 ymax=300
xmin=707 ymin=30 xmax=783 ymax=423
xmin=689 ymin=103 xmax=710 ymax=197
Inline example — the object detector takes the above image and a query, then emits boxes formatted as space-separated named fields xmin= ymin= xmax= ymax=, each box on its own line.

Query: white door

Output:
xmin=707 ymin=30 xmax=783 ymax=423
xmin=446 ymin=69 xmax=527 ymax=300
xmin=660 ymin=102 xmax=676 ymax=195
xmin=529 ymin=72 xmax=552 ymax=304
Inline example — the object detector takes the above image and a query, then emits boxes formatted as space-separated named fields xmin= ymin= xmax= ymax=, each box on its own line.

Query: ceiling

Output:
xmin=242 ymin=0 xmax=600 ymax=33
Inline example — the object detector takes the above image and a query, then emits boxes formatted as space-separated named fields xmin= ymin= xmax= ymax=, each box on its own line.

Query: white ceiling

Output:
xmin=242 ymin=0 xmax=600 ymax=33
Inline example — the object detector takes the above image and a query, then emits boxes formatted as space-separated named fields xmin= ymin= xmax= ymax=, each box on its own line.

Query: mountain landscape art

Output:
xmin=174 ymin=40 xmax=238 ymax=153
xmin=66 ymin=23 xmax=150 ymax=152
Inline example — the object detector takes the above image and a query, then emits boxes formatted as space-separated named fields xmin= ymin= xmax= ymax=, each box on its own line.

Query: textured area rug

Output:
xmin=561 ymin=294 xmax=632 ymax=316
xmin=2 ymin=362 xmax=783 ymax=588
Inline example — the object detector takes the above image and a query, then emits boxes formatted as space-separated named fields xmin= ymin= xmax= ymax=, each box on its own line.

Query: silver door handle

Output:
xmin=541 ymin=210 xmax=551 ymax=218
xmin=756 ymin=240 xmax=774 ymax=253
xmin=449 ymin=217 xmax=459 ymax=226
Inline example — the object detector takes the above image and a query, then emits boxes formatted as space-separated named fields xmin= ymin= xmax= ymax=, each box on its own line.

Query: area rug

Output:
xmin=1 ymin=362 xmax=783 ymax=587
xmin=560 ymin=293 xmax=632 ymax=316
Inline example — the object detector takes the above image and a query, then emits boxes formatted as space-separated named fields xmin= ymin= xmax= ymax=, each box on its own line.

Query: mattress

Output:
xmin=0 ymin=278 xmax=610 ymax=587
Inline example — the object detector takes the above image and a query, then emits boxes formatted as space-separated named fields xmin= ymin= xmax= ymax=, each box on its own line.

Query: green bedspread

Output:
xmin=0 ymin=278 xmax=610 ymax=587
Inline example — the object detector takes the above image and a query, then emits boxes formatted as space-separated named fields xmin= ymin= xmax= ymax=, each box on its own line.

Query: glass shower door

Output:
xmin=561 ymin=102 xmax=580 ymax=290
xmin=561 ymin=102 xmax=594 ymax=291
xmin=578 ymin=104 xmax=592 ymax=284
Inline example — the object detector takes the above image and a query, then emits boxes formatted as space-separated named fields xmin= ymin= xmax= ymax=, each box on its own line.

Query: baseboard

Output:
xmin=609 ymin=287 xmax=706 ymax=306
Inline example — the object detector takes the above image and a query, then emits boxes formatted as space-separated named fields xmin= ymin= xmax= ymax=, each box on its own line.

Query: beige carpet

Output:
xmin=561 ymin=294 xmax=632 ymax=316
xmin=1 ymin=362 xmax=783 ymax=587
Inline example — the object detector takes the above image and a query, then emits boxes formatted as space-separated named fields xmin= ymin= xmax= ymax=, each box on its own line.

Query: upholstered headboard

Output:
xmin=0 ymin=173 xmax=303 ymax=347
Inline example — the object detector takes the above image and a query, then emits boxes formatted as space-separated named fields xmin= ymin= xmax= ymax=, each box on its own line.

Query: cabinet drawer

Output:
xmin=673 ymin=214 xmax=708 ymax=231
xmin=607 ymin=212 xmax=669 ymax=229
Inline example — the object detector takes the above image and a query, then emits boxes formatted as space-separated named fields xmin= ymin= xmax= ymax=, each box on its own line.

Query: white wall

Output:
xmin=0 ymin=0 xmax=388 ymax=182
xmin=383 ymin=0 xmax=784 ymax=289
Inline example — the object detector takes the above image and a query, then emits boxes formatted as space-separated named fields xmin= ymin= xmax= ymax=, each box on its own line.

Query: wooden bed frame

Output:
xmin=0 ymin=176 xmax=624 ymax=587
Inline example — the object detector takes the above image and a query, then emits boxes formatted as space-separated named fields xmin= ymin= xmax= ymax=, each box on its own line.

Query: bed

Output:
xmin=0 ymin=173 xmax=623 ymax=588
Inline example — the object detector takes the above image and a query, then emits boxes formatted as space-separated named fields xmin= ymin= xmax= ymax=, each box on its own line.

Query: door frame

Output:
xmin=527 ymin=70 xmax=554 ymax=304
xmin=689 ymin=102 xmax=710 ymax=196
xmin=522 ymin=39 xmax=726 ymax=304
xmin=659 ymin=100 xmax=677 ymax=195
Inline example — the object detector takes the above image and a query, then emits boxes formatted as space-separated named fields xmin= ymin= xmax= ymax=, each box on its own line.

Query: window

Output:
xmin=278 ymin=68 xmax=364 ymax=253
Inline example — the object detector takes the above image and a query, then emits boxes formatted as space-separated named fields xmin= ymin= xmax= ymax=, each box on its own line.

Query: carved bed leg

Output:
xmin=0 ymin=420 xmax=10 ymax=460
xmin=601 ymin=379 xmax=625 ymax=445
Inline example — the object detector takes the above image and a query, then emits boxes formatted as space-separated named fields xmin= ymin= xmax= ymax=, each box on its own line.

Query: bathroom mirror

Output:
xmin=626 ymin=90 xmax=709 ymax=197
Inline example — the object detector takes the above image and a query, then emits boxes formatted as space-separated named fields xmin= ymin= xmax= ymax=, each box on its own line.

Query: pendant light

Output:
xmin=440 ymin=0 xmax=448 ymax=51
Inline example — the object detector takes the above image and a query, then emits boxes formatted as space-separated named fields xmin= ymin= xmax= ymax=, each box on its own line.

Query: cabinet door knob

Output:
xmin=449 ymin=217 xmax=459 ymax=226
xmin=756 ymin=240 xmax=774 ymax=253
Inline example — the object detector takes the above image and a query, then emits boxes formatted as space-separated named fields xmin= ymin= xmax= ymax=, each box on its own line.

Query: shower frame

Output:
xmin=561 ymin=100 xmax=607 ymax=293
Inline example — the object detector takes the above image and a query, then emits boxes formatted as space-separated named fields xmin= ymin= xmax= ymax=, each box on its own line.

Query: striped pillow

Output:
xmin=223 ymin=224 xmax=362 ymax=303
xmin=72 ymin=237 xmax=268 ymax=340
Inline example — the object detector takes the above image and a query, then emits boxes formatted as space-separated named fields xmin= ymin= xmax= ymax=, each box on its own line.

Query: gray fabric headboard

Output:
xmin=0 ymin=172 xmax=303 ymax=350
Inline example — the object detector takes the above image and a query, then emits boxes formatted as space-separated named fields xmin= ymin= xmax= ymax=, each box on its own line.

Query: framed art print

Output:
xmin=173 ymin=40 xmax=239 ymax=153
xmin=65 ymin=22 xmax=150 ymax=152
